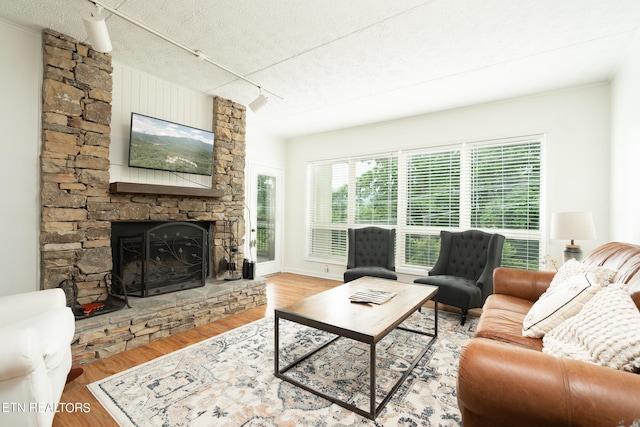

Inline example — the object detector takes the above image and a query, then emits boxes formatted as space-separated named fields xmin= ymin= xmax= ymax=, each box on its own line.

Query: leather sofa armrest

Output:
xmin=458 ymin=338 xmax=640 ymax=427
xmin=0 ymin=288 xmax=67 ymax=327
xmin=0 ymin=328 xmax=42 ymax=381
xmin=493 ymin=267 xmax=555 ymax=302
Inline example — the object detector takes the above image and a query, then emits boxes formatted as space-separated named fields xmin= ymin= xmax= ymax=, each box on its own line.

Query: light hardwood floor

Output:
xmin=54 ymin=273 xmax=341 ymax=427
xmin=54 ymin=272 xmax=475 ymax=426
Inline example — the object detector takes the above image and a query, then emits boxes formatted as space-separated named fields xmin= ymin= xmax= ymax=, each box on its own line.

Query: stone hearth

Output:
xmin=72 ymin=278 xmax=266 ymax=364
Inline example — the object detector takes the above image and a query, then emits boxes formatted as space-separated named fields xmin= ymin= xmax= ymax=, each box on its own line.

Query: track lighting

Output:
xmin=249 ymin=88 xmax=269 ymax=112
xmin=82 ymin=5 xmax=112 ymax=53
xmin=83 ymin=0 xmax=282 ymax=109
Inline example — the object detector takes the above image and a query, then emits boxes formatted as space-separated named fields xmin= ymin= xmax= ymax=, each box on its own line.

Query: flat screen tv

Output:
xmin=128 ymin=113 xmax=215 ymax=176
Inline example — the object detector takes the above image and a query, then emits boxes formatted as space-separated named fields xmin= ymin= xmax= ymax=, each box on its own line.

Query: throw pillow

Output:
xmin=522 ymin=261 xmax=616 ymax=339
xmin=548 ymin=259 xmax=616 ymax=290
xmin=542 ymin=283 xmax=640 ymax=372
xmin=522 ymin=272 xmax=603 ymax=338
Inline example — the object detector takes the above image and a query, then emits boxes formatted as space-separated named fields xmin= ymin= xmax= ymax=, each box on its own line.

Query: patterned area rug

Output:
xmin=89 ymin=309 xmax=477 ymax=426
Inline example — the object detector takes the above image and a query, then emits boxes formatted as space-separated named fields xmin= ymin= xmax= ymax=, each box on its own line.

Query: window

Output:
xmin=353 ymin=156 xmax=398 ymax=225
xmin=406 ymin=150 xmax=461 ymax=228
xmin=403 ymin=149 xmax=461 ymax=267
xmin=306 ymin=135 xmax=545 ymax=270
xmin=306 ymin=154 xmax=397 ymax=261
xmin=467 ymin=140 xmax=542 ymax=269
xmin=306 ymin=161 xmax=348 ymax=261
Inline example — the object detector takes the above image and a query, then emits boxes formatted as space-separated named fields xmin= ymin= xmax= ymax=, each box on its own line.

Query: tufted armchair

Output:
xmin=343 ymin=227 xmax=397 ymax=283
xmin=414 ymin=230 xmax=505 ymax=324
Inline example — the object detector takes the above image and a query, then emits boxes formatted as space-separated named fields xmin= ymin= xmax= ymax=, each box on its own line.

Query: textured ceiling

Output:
xmin=1 ymin=0 xmax=639 ymax=138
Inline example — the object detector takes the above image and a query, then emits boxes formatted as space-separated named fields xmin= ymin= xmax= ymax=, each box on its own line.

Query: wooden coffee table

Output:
xmin=274 ymin=277 xmax=438 ymax=419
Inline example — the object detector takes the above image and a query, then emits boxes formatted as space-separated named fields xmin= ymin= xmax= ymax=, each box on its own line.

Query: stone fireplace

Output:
xmin=40 ymin=30 xmax=266 ymax=363
xmin=40 ymin=28 xmax=246 ymax=296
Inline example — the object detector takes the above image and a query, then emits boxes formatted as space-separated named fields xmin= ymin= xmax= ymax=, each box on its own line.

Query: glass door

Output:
xmin=249 ymin=166 xmax=282 ymax=276
xmin=257 ymin=174 xmax=276 ymax=263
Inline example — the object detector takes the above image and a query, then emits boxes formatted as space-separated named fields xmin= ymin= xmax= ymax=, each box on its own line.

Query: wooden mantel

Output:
xmin=109 ymin=182 xmax=224 ymax=198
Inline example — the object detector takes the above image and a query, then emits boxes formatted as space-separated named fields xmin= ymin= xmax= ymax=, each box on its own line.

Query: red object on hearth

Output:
xmin=81 ymin=302 xmax=105 ymax=316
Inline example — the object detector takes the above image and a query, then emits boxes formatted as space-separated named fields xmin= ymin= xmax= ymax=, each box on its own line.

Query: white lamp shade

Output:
xmin=550 ymin=211 xmax=597 ymax=241
xmin=82 ymin=12 xmax=112 ymax=53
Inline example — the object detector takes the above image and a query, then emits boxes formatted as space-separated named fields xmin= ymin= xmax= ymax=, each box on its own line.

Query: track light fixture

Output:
xmin=249 ymin=88 xmax=269 ymax=112
xmin=82 ymin=4 xmax=112 ymax=53
xmin=83 ymin=0 xmax=282 ymax=109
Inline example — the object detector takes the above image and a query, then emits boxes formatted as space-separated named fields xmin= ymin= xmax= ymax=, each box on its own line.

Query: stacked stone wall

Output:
xmin=41 ymin=30 xmax=113 ymax=302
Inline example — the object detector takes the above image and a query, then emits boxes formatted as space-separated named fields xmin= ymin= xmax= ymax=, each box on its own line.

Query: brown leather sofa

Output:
xmin=457 ymin=242 xmax=640 ymax=427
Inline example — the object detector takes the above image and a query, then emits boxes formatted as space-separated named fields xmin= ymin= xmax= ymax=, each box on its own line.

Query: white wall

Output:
xmin=285 ymin=84 xmax=612 ymax=280
xmin=0 ymin=20 xmax=41 ymax=296
xmin=245 ymin=118 xmax=287 ymax=170
xmin=611 ymin=35 xmax=640 ymax=243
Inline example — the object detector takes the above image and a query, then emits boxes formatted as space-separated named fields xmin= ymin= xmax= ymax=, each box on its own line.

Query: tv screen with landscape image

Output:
xmin=128 ymin=113 xmax=215 ymax=176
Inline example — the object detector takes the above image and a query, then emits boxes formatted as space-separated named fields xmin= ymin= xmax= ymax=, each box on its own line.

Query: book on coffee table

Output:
xmin=349 ymin=288 xmax=396 ymax=304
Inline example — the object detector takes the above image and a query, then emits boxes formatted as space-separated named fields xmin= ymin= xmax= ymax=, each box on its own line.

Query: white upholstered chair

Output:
xmin=0 ymin=288 xmax=75 ymax=427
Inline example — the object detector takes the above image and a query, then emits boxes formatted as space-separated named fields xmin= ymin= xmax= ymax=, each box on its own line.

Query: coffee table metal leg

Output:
xmin=274 ymin=313 xmax=280 ymax=375
xmin=431 ymin=293 xmax=438 ymax=337
xmin=370 ymin=341 xmax=376 ymax=418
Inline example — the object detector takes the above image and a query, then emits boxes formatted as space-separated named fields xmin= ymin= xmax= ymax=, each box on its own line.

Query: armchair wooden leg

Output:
xmin=66 ymin=366 xmax=84 ymax=384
